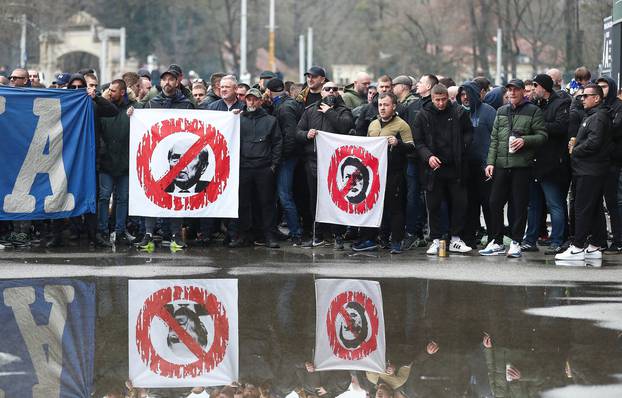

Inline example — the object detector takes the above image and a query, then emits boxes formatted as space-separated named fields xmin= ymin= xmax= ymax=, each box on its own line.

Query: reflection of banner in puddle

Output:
xmin=314 ymin=279 xmax=385 ymax=372
xmin=0 ymin=278 xmax=95 ymax=398
xmin=129 ymin=279 xmax=238 ymax=388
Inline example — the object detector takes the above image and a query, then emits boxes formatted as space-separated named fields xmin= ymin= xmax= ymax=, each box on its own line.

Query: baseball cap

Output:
xmin=505 ymin=79 xmax=525 ymax=90
xmin=393 ymin=75 xmax=412 ymax=86
xmin=246 ymin=88 xmax=262 ymax=98
xmin=160 ymin=69 xmax=179 ymax=79
xmin=266 ymin=78 xmax=285 ymax=92
xmin=259 ymin=70 xmax=276 ymax=80
xmin=304 ymin=66 xmax=326 ymax=78
xmin=168 ymin=64 xmax=183 ymax=76
xmin=54 ymin=72 xmax=71 ymax=85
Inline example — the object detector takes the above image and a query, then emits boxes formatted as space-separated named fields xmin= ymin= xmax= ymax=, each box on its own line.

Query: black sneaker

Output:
xmin=229 ymin=238 xmax=250 ymax=248
xmin=115 ymin=232 xmax=133 ymax=246
xmin=170 ymin=235 xmax=187 ymax=250
xmin=254 ymin=239 xmax=266 ymax=246
xmin=135 ymin=233 xmax=155 ymax=250
xmin=93 ymin=233 xmax=112 ymax=248
xmin=334 ymin=235 xmax=344 ymax=250
xmin=301 ymin=238 xmax=325 ymax=248
xmin=402 ymin=233 xmax=417 ymax=250
xmin=267 ymin=240 xmax=280 ymax=249
xmin=604 ymin=243 xmax=622 ymax=254
xmin=45 ymin=236 xmax=63 ymax=248
xmin=291 ymin=236 xmax=303 ymax=247
xmin=544 ymin=244 xmax=563 ymax=255
xmin=10 ymin=232 xmax=31 ymax=247
xmin=520 ymin=242 xmax=539 ymax=252
xmin=377 ymin=235 xmax=390 ymax=249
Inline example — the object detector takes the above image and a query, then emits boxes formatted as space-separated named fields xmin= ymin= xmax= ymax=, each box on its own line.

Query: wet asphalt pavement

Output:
xmin=1 ymin=242 xmax=622 ymax=397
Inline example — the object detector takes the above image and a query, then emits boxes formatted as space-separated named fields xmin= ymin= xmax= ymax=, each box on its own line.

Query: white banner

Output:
xmin=315 ymin=131 xmax=387 ymax=227
xmin=129 ymin=109 xmax=239 ymax=217
xmin=129 ymin=279 xmax=238 ymax=388
xmin=314 ymin=279 xmax=385 ymax=372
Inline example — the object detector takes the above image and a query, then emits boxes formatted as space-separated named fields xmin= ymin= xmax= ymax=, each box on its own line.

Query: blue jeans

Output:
xmin=98 ymin=173 xmax=129 ymax=234
xmin=524 ymin=178 xmax=567 ymax=246
xmin=406 ymin=159 xmax=425 ymax=236
xmin=277 ymin=158 xmax=302 ymax=237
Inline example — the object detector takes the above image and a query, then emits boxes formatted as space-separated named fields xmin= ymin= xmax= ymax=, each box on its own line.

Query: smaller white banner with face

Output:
xmin=315 ymin=131 xmax=388 ymax=227
xmin=129 ymin=109 xmax=240 ymax=217
xmin=314 ymin=279 xmax=385 ymax=372
xmin=129 ymin=279 xmax=238 ymax=388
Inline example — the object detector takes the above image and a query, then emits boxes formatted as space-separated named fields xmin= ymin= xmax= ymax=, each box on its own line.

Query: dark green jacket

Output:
xmin=99 ymin=97 xmax=135 ymax=176
xmin=341 ymin=83 xmax=366 ymax=110
xmin=487 ymin=101 xmax=547 ymax=168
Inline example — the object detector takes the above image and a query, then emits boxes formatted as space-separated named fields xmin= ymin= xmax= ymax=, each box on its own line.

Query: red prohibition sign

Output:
xmin=136 ymin=117 xmax=230 ymax=211
xmin=135 ymin=285 xmax=229 ymax=379
xmin=327 ymin=145 xmax=381 ymax=214
xmin=326 ymin=290 xmax=379 ymax=360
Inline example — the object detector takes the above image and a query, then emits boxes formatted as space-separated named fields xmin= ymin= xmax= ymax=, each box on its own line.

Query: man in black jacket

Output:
xmin=597 ymin=76 xmax=622 ymax=252
xmin=230 ymin=88 xmax=282 ymax=249
xmin=556 ymin=84 xmax=612 ymax=261
xmin=297 ymin=81 xmax=354 ymax=247
xmin=98 ymin=79 xmax=135 ymax=246
xmin=133 ymin=69 xmax=195 ymax=251
xmin=521 ymin=74 xmax=571 ymax=255
xmin=267 ymin=78 xmax=304 ymax=245
xmin=413 ymin=84 xmax=473 ymax=255
xmin=402 ymin=74 xmax=439 ymax=250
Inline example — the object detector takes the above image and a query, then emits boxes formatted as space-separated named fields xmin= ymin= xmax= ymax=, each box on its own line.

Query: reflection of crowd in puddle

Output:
xmin=95 ymin=280 xmax=622 ymax=398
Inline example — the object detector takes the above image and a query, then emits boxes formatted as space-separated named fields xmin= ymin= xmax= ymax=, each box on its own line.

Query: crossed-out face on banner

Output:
xmin=316 ymin=131 xmax=388 ymax=228
xmin=129 ymin=279 xmax=238 ymax=388
xmin=314 ymin=279 xmax=386 ymax=372
xmin=129 ymin=109 xmax=240 ymax=218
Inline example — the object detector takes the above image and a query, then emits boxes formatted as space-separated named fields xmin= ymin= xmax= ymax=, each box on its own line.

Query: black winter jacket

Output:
xmin=296 ymin=97 xmax=354 ymax=168
xmin=145 ymin=90 xmax=195 ymax=109
xmin=240 ymin=107 xmax=282 ymax=169
xmin=532 ymin=91 xmax=571 ymax=179
xmin=571 ymin=104 xmax=612 ymax=176
xmin=413 ymin=101 xmax=473 ymax=190
xmin=600 ymin=76 xmax=622 ymax=167
xmin=355 ymin=94 xmax=379 ymax=136
xmin=272 ymin=95 xmax=301 ymax=159
xmin=99 ymin=97 xmax=134 ymax=176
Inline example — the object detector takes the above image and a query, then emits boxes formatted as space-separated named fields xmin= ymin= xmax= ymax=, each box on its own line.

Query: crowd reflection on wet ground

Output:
xmin=1 ymin=245 xmax=622 ymax=397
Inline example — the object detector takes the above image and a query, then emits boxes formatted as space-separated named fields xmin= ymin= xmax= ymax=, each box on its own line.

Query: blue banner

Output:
xmin=0 ymin=278 xmax=95 ymax=398
xmin=0 ymin=87 xmax=96 ymax=220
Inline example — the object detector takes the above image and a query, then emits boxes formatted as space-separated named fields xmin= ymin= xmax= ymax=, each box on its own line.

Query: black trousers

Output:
xmin=304 ymin=161 xmax=343 ymax=239
xmin=489 ymin=167 xmax=531 ymax=243
xmin=464 ymin=161 xmax=492 ymax=246
xmin=604 ymin=166 xmax=622 ymax=245
xmin=573 ymin=175 xmax=607 ymax=248
xmin=425 ymin=175 xmax=467 ymax=240
xmin=238 ymin=166 xmax=275 ymax=240
xmin=362 ymin=171 xmax=405 ymax=244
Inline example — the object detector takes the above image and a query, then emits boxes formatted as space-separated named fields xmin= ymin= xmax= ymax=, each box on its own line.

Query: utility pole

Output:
xmin=495 ymin=28 xmax=502 ymax=86
xmin=299 ymin=34 xmax=305 ymax=83
xmin=268 ymin=0 xmax=276 ymax=72
xmin=240 ymin=0 xmax=250 ymax=84
xmin=307 ymin=27 xmax=313 ymax=71
xmin=20 ymin=14 xmax=27 ymax=68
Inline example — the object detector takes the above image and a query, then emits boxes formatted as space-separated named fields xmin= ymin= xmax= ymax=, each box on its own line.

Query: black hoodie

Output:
xmin=598 ymin=76 xmax=622 ymax=166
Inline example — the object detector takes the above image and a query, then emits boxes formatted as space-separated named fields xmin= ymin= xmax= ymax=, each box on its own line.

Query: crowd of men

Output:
xmin=1 ymin=63 xmax=620 ymax=261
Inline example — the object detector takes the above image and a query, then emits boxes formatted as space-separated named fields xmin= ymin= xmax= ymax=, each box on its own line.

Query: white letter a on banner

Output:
xmin=3 ymin=98 xmax=75 ymax=213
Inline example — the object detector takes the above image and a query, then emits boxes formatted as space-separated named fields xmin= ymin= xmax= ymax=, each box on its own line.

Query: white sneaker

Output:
xmin=555 ymin=245 xmax=585 ymax=261
xmin=426 ymin=239 xmax=440 ymax=255
xmin=507 ymin=241 xmax=522 ymax=258
xmin=585 ymin=245 xmax=603 ymax=259
xmin=449 ymin=239 xmax=472 ymax=253
xmin=479 ymin=240 xmax=505 ymax=256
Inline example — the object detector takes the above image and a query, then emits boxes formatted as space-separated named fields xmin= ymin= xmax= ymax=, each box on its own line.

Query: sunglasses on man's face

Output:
xmin=69 ymin=84 xmax=85 ymax=89
xmin=9 ymin=76 xmax=27 ymax=80
xmin=323 ymin=87 xmax=338 ymax=92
